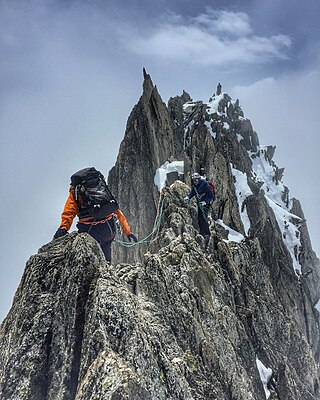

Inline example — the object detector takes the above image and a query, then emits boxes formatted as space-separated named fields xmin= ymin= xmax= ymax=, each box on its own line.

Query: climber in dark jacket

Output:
xmin=185 ymin=172 xmax=213 ymax=236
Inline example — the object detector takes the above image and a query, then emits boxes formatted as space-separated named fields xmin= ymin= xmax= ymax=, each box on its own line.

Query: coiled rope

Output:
xmin=114 ymin=186 xmax=210 ymax=247
xmin=194 ymin=186 xmax=211 ymax=222
xmin=114 ymin=195 xmax=166 ymax=247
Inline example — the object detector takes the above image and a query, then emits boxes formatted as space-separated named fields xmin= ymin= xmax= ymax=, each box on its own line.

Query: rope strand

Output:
xmin=115 ymin=195 xmax=166 ymax=247
xmin=114 ymin=188 xmax=211 ymax=248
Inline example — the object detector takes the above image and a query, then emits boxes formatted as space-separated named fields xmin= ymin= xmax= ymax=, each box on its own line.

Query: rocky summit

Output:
xmin=0 ymin=70 xmax=319 ymax=400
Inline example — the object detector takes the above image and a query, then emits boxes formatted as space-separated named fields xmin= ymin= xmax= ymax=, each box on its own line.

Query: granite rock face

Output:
xmin=0 ymin=233 xmax=104 ymax=400
xmin=108 ymin=69 xmax=179 ymax=264
xmin=1 ymin=73 xmax=319 ymax=399
xmin=0 ymin=182 xmax=319 ymax=400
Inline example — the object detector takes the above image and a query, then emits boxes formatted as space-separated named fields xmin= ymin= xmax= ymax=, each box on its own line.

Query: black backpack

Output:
xmin=70 ymin=167 xmax=119 ymax=219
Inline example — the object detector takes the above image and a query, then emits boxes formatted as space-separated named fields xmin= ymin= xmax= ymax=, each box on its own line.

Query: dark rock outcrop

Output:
xmin=0 ymin=233 xmax=103 ymax=399
xmin=108 ymin=70 xmax=179 ymax=264
xmin=0 ymin=183 xmax=319 ymax=399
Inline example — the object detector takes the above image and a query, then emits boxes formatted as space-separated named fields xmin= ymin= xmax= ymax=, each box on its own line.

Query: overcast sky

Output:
xmin=0 ymin=0 xmax=319 ymax=322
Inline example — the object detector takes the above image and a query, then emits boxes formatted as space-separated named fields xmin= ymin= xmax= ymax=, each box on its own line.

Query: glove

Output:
xmin=53 ymin=228 xmax=67 ymax=239
xmin=184 ymin=196 xmax=190 ymax=201
xmin=127 ymin=233 xmax=138 ymax=243
xmin=200 ymin=201 xmax=206 ymax=206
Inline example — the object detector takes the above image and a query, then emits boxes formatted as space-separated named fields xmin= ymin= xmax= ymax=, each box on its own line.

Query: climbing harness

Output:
xmin=193 ymin=184 xmax=210 ymax=223
xmin=79 ymin=215 xmax=113 ymax=226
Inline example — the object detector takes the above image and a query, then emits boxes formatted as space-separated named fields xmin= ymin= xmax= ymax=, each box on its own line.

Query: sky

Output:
xmin=0 ymin=0 xmax=319 ymax=322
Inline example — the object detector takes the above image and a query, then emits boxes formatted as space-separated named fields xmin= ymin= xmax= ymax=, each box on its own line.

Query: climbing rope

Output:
xmin=193 ymin=185 xmax=211 ymax=223
xmin=114 ymin=185 xmax=211 ymax=248
xmin=114 ymin=195 xmax=166 ymax=247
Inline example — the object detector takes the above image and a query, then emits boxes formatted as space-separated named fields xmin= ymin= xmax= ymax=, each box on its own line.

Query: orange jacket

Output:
xmin=59 ymin=188 xmax=131 ymax=235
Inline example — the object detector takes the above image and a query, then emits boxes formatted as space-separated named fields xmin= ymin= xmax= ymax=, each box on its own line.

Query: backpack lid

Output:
xmin=70 ymin=167 xmax=103 ymax=186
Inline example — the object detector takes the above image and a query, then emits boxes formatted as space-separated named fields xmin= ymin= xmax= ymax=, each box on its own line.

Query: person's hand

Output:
xmin=127 ymin=233 xmax=138 ymax=242
xmin=200 ymin=201 xmax=206 ymax=206
xmin=53 ymin=228 xmax=67 ymax=239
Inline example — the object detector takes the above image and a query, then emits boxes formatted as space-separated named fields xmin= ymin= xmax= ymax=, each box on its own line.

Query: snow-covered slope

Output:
xmin=183 ymin=92 xmax=309 ymax=275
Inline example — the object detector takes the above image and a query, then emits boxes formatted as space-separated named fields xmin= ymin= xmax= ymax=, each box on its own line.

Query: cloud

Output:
xmin=232 ymin=69 xmax=320 ymax=134
xmin=193 ymin=9 xmax=252 ymax=36
xmin=126 ymin=9 xmax=292 ymax=66
xmin=0 ymin=0 xmax=128 ymax=98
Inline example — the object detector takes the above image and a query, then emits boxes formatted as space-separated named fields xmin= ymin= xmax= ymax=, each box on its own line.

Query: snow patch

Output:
xmin=249 ymin=147 xmax=286 ymax=206
xmin=314 ymin=299 xmax=320 ymax=313
xmin=154 ymin=161 xmax=184 ymax=192
xmin=231 ymin=167 xmax=252 ymax=235
xmin=183 ymin=102 xmax=199 ymax=113
xmin=256 ymin=357 xmax=272 ymax=399
xmin=205 ymin=120 xmax=216 ymax=139
xmin=184 ymin=120 xmax=195 ymax=149
xmin=207 ymin=93 xmax=225 ymax=115
xmin=249 ymin=147 xmax=303 ymax=274
xmin=216 ymin=219 xmax=245 ymax=243
xmin=265 ymin=197 xmax=302 ymax=273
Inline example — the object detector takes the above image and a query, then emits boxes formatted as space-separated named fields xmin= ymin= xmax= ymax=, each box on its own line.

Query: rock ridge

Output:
xmin=0 ymin=182 xmax=319 ymax=399
xmin=1 ymin=72 xmax=319 ymax=400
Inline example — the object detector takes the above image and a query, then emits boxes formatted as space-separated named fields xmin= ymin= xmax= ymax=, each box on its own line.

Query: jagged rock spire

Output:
xmin=142 ymin=67 xmax=155 ymax=100
xmin=142 ymin=66 xmax=148 ymax=79
xmin=108 ymin=71 xmax=178 ymax=263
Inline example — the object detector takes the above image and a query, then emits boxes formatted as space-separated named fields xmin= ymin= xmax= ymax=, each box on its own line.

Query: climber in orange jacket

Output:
xmin=58 ymin=186 xmax=131 ymax=234
xmin=53 ymin=167 xmax=137 ymax=262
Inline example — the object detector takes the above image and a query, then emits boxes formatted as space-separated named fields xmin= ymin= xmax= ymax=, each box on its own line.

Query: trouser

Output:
xmin=77 ymin=218 xmax=116 ymax=262
xmin=198 ymin=204 xmax=211 ymax=236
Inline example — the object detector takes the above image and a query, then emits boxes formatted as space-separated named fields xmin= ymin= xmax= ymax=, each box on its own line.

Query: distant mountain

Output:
xmin=1 ymin=70 xmax=319 ymax=400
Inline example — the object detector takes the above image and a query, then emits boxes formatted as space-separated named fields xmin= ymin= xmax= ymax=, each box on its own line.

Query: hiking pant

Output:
xmin=198 ymin=204 xmax=211 ymax=236
xmin=77 ymin=218 xmax=116 ymax=262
